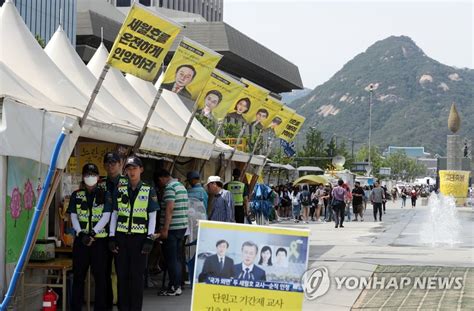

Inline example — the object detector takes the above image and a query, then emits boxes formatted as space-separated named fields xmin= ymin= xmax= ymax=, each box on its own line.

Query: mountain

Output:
xmin=280 ymin=88 xmax=312 ymax=104
xmin=290 ymin=36 xmax=474 ymax=156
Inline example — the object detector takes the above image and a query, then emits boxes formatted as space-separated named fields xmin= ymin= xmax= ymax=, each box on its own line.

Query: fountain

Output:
xmin=419 ymin=193 xmax=461 ymax=246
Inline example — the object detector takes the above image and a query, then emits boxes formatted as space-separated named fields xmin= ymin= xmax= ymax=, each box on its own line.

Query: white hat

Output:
xmin=206 ymin=176 xmax=223 ymax=186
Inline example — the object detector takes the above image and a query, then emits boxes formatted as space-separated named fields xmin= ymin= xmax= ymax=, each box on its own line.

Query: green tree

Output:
xmin=297 ymin=128 xmax=328 ymax=167
xmin=383 ymin=151 xmax=426 ymax=181
xmin=356 ymin=145 xmax=384 ymax=176
xmin=35 ymin=34 xmax=45 ymax=48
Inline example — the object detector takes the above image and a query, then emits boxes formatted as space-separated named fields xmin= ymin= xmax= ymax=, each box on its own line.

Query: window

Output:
xmin=116 ymin=0 xmax=131 ymax=7
xmin=139 ymin=0 xmax=151 ymax=6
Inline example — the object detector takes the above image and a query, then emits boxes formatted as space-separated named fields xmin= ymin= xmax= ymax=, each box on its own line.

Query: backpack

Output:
xmin=301 ymin=191 xmax=311 ymax=206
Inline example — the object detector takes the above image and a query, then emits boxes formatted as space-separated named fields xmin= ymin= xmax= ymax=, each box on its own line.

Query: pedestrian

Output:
xmin=99 ymin=151 xmax=127 ymax=309
xmin=186 ymin=170 xmax=208 ymax=217
xmin=207 ymin=176 xmax=234 ymax=222
xmin=410 ymin=188 xmax=418 ymax=208
xmin=352 ymin=181 xmax=365 ymax=221
xmin=290 ymin=186 xmax=301 ymax=223
xmin=224 ymin=168 xmax=249 ymax=224
xmin=323 ymin=184 xmax=333 ymax=222
xmin=342 ymin=183 xmax=352 ymax=222
xmin=331 ymin=179 xmax=347 ymax=228
xmin=314 ymin=184 xmax=325 ymax=222
xmin=68 ymin=163 xmax=112 ymax=311
xmin=401 ymin=187 xmax=407 ymax=208
xmin=370 ymin=181 xmax=385 ymax=221
xmin=300 ymin=185 xmax=311 ymax=224
xmin=381 ymin=185 xmax=388 ymax=214
xmin=109 ymin=156 xmax=159 ymax=309
xmin=279 ymin=187 xmax=291 ymax=220
xmin=154 ymin=169 xmax=189 ymax=296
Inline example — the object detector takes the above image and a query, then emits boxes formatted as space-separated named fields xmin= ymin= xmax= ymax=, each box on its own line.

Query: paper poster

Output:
xmin=191 ymin=221 xmax=310 ymax=310
xmin=161 ymin=38 xmax=222 ymax=101
xmin=107 ymin=3 xmax=182 ymax=81
xmin=195 ymin=69 xmax=245 ymax=121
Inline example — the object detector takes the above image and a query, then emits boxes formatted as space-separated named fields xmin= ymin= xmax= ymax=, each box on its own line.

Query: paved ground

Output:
xmin=138 ymin=199 xmax=474 ymax=310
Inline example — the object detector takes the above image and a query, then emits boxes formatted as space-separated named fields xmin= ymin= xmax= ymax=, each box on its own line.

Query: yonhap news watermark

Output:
xmin=301 ymin=266 xmax=465 ymax=301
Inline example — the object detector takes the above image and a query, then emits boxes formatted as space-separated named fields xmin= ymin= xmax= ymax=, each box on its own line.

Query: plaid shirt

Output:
xmin=209 ymin=189 xmax=234 ymax=222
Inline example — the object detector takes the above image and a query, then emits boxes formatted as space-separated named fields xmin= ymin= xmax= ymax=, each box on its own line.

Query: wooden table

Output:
xmin=22 ymin=258 xmax=72 ymax=311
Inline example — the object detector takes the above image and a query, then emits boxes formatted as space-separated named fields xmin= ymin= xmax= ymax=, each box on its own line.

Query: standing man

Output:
xmin=352 ymin=182 xmax=365 ymax=221
xmin=99 ymin=152 xmax=127 ymax=309
xmin=186 ymin=170 xmax=208 ymax=216
xmin=224 ymin=168 xmax=249 ymax=224
xmin=68 ymin=163 xmax=112 ymax=311
xmin=109 ymin=156 xmax=159 ymax=310
xmin=198 ymin=240 xmax=234 ymax=282
xmin=331 ymin=179 xmax=347 ymax=228
xmin=207 ymin=176 xmax=234 ymax=222
xmin=370 ymin=181 xmax=385 ymax=221
xmin=155 ymin=169 xmax=189 ymax=296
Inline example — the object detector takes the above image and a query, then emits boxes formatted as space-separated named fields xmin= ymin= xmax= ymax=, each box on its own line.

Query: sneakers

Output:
xmin=158 ymin=286 xmax=182 ymax=296
xmin=340 ymin=225 xmax=344 ymax=228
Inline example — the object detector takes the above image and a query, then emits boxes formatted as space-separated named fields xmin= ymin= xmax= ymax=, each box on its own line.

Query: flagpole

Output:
xmin=257 ymin=134 xmax=275 ymax=177
xmin=199 ymin=120 xmax=224 ymax=175
xmin=170 ymin=102 xmax=199 ymax=174
xmin=132 ymin=87 xmax=163 ymax=153
xmin=79 ymin=64 xmax=110 ymax=127
xmin=239 ymin=127 xmax=264 ymax=180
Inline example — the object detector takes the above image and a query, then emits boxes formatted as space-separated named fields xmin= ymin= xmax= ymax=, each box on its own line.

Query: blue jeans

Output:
xmin=292 ymin=204 xmax=301 ymax=219
xmin=162 ymin=228 xmax=187 ymax=288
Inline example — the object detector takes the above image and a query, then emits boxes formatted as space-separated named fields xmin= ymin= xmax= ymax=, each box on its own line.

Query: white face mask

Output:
xmin=84 ymin=175 xmax=98 ymax=187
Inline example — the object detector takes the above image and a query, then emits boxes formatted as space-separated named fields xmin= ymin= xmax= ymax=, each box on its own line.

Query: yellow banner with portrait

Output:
xmin=260 ymin=96 xmax=284 ymax=129
xmin=161 ymin=38 xmax=222 ymax=101
xmin=191 ymin=221 xmax=310 ymax=311
xmin=107 ymin=3 xmax=182 ymax=81
xmin=439 ymin=170 xmax=470 ymax=205
xmin=226 ymin=79 xmax=269 ymax=124
xmin=278 ymin=113 xmax=306 ymax=142
xmin=272 ymin=106 xmax=295 ymax=137
xmin=195 ymin=69 xmax=245 ymax=122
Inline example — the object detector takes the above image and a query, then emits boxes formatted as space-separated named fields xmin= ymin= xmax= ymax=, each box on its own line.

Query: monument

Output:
xmin=439 ymin=103 xmax=471 ymax=205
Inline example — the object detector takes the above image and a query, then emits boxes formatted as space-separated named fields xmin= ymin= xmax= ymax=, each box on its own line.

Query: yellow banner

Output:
xmin=272 ymin=106 xmax=295 ymax=137
xmin=76 ymin=143 xmax=116 ymax=176
xmin=161 ymin=38 xmax=222 ymax=101
xmin=107 ymin=3 xmax=182 ymax=81
xmin=439 ymin=170 xmax=470 ymax=205
xmin=260 ymin=96 xmax=284 ymax=129
xmin=227 ymin=79 xmax=269 ymax=124
xmin=278 ymin=113 xmax=306 ymax=142
xmin=191 ymin=221 xmax=310 ymax=310
xmin=196 ymin=69 xmax=245 ymax=121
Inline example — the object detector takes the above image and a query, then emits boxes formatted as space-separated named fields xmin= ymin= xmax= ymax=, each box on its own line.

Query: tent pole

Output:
xmin=0 ymin=156 xmax=7 ymax=296
xmin=199 ymin=121 xmax=223 ymax=175
xmin=132 ymin=88 xmax=163 ymax=154
xmin=170 ymin=103 xmax=199 ymax=174
xmin=80 ymin=64 xmax=110 ymax=127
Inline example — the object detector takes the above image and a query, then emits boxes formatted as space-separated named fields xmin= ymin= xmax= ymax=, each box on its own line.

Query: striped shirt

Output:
xmin=161 ymin=179 xmax=188 ymax=230
xmin=209 ymin=189 xmax=234 ymax=222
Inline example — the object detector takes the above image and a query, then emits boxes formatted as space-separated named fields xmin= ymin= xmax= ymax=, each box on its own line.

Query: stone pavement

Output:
xmin=139 ymin=200 xmax=473 ymax=310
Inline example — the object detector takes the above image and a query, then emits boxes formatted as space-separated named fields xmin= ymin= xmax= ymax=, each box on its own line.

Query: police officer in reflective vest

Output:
xmin=67 ymin=163 xmax=112 ymax=311
xmin=224 ymin=168 xmax=249 ymax=223
xmin=99 ymin=152 xmax=127 ymax=310
xmin=109 ymin=156 xmax=159 ymax=311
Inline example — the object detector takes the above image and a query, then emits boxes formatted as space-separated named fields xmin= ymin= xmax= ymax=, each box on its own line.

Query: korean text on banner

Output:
xmin=260 ymin=96 xmax=284 ymax=129
xmin=161 ymin=38 xmax=222 ymax=101
xmin=196 ymin=69 xmax=245 ymax=121
xmin=272 ymin=106 xmax=295 ymax=137
xmin=226 ymin=79 xmax=270 ymax=124
xmin=279 ymin=114 xmax=306 ymax=142
xmin=107 ymin=3 xmax=182 ymax=81
xmin=439 ymin=170 xmax=470 ymax=205
xmin=191 ymin=221 xmax=310 ymax=311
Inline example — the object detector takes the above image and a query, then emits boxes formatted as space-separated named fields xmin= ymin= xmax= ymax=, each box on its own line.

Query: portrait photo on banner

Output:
xmin=194 ymin=222 xmax=309 ymax=293
xmin=160 ymin=38 xmax=221 ymax=103
xmin=226 ymin=79 xmax=269 ymax=124
xmin=195 ymin=70 xmax=245 ymax=121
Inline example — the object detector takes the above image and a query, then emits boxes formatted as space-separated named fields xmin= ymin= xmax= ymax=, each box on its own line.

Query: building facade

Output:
xmin=108 ymin=0 xmax=223 ymax=21
xmin=1 ymin=0 xmax=76 ymax=45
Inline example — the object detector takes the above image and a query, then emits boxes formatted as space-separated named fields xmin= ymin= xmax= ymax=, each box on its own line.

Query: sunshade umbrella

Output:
xmin=293 ymin=174 xmax=329 ymax=186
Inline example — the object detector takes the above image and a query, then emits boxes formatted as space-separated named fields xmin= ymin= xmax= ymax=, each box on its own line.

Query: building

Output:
xmin=383 ymin=146 xmax=431 ymax=158
xmin=107 ymin=0 xmax=223 ymax=22
xmin=1 ymin=0 xmax=76 ymax=45
xmin=76 ymin=0 xmax=303 ymax=94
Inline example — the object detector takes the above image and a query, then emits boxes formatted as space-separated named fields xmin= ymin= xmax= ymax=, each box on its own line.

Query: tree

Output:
xmin=297 ymin=128 xmax=328 ymax=167
xmin=383 ymin=151 xmax=426 ymax=181
xmin=35 ymin=34 xmax=45 ymax=48
xmin=356 ymin=145 xmax=384 ymax=176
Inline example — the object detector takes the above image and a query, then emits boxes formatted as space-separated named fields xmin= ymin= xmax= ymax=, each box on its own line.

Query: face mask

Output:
xmin=84 ymin=175 xmax=98 ymax=187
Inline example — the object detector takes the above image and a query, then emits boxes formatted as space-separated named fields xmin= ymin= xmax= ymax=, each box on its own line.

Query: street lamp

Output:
xmin=368 ymin=84 xmax=374 ymax=166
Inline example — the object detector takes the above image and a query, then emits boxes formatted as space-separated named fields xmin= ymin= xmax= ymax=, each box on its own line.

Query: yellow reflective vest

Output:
xmin=116 ymin=184 xmax=150 ymax=234
xmin=227 ymin=181 xmax=245 ymax=206
xmin=75 ymin=190 xmax=107 ymax=238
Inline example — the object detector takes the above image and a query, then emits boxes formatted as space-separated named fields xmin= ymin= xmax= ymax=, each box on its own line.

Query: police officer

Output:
xmin=67 ymin=163 xmax=112 ymax=311
xmin=108 ymin=156 xmax=159 ymax=311
xmin=224 ymin=168 xmax=249 ymax=223
xmin=99 ymin=152 xmax=127 ymax=310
